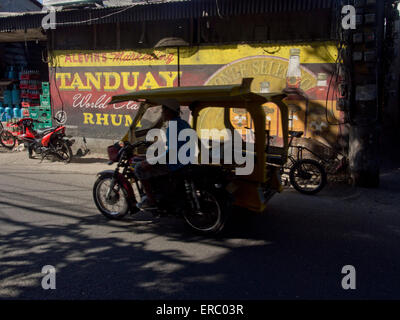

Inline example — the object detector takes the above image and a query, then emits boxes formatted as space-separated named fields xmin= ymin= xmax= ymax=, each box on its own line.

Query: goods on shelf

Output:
xmin=38 ymin=119 xmax=52 ymax=129
xmin=21 ymin=107 xmax=29 ymax=118
xmin=19 ymin=70 xmax=41 ymax=80
xmin=39 ymin=107 xmax=52 ymax=121
xmin=21 ymin=100 xmax=40 ymax=108
xmin=42 ymin=82 xmax=50 ymax=95
xmin=40 ymin=94 xmax=51 ymax=107
xmin=1 ymin=66 xmax=51 ymax=122
xmin=28 ymin=107 xmax=39 ymax=119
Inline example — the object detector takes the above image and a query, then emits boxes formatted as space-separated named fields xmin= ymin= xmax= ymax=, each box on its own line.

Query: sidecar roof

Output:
xmin=110 ymin=78 xmax=286 ymax=107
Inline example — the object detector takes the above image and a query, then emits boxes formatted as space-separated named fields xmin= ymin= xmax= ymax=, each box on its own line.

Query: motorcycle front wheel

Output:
xmin=0 ymin=131 xmax=16 ymax=150
xmin=183 ymin=187 xmax=231 ymax=235
xmin=93 ymin=176 xmax=131 ymax=220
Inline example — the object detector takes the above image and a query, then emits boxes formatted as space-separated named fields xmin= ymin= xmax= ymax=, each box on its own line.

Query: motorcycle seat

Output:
xmin=289 ymin=131 xmax=304 ymax=138
xmin=266 ymin=154 xmax=285 ymax=166
xmin=36 ymin=127 xmax=58 ymax=136
xmin=163 ymin=165 xmax=194 ymax=178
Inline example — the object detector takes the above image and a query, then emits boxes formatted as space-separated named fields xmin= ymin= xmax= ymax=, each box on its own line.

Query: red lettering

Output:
xmin=112 ymin=52 xmax=123 ymax=61
xmin=165 ymin=54 xmax=174 ymax=65
xmin=121 ymin=53 xmax=129 ymax=61
xmin=65 ymin=54 xmax=72 ymax=63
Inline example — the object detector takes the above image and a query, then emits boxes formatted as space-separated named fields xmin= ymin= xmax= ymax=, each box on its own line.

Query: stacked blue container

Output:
xmin=13 ymin=106 xmax=21 ymax=119
xmin=3 ymin=90 xmax=12 ymax=106
xmin=12 ymin=84 xmax=20 ymax=105
xmin=4 ymin=106 xmax=13 ymax=121
xmin=0 ymin=102 xmax=4 ymax=121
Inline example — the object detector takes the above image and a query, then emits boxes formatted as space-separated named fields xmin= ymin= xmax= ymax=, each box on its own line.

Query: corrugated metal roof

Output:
xmin=102 ymin=0 xmax=190 ymax=7
xmin=0 ymin=0 xmax=336 ymax=32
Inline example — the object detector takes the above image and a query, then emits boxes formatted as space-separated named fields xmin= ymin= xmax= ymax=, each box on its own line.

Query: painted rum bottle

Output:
xmin=286 ymin=48 xmax=302 ymax=89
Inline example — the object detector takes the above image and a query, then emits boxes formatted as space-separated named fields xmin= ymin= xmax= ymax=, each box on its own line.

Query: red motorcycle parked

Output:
xmin=18 ymin=117 xmax=75 ymax=163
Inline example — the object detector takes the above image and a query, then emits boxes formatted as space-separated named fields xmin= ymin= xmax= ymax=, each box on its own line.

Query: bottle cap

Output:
xmin=290 ymin=48 xmax=301 ymax=56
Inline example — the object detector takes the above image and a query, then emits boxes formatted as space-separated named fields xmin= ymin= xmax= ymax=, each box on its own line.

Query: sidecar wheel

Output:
xmin=289 ymin=159 xmax=327 ymax=195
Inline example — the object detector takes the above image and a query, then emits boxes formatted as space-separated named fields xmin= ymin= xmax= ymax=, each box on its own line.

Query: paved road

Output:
xmin=0 ymin=151 xmax=399 ymax=299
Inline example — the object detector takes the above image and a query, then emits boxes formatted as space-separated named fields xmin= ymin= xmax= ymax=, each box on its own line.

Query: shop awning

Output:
xmin=0 ymin=11 xmax=47 ymax=42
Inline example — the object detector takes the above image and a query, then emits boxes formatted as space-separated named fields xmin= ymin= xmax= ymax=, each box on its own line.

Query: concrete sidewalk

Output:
xmin=2 ymin=145 xmax=399 ymax=208
xmin=0 ymin=147 xmax=112 ymax=175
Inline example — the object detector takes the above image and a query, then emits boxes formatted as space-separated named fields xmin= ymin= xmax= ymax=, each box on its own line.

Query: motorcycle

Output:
xmin=93 ymin=78 xmax=290 ymax=234
xmin=93 ymin=141 xmax=233 ymax=234
xmin=18 ymin=117 xmax=75 ymax=163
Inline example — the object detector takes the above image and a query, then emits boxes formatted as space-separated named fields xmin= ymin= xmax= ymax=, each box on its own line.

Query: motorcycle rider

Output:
xmin=134 ymin=99 xmax=191 ymax=210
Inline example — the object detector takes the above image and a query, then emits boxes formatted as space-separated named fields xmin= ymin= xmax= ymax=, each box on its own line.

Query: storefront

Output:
xmin=0 ymin=8 xmax=52 ymax=134
xmin=0 ymin=40 xmax=51 ymax=127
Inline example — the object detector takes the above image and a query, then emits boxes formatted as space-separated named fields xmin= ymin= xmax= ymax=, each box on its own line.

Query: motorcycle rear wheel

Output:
xmin=57 ymin=141 xmax=73 ymax=163
xmin=183 ymin=187 xmax=231 ymax=235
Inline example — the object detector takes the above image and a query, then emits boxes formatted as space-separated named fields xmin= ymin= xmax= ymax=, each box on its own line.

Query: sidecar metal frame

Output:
xmin=110 ymin=78 xmax=289 ymax=212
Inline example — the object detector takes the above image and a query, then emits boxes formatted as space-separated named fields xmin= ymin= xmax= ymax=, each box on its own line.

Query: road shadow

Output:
xmin=1 ymin=169 xmax=400 ymax=300
xmin=71 ymin=157 xmax=109 ymax=164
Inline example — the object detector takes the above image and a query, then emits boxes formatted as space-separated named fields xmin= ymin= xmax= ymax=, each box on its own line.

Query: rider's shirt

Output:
xmin=165 ymin=116 xmax=191 ymax=171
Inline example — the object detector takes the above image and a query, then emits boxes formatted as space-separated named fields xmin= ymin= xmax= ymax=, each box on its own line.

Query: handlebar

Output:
xmin=131 ymin=140 xmax=153 ymax=149
xmin=117 ymin=140 xmax=153 ymax=162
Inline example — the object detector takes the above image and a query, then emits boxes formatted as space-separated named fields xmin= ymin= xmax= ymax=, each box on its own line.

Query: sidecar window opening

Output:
xmin=135 ymin=105 xmax=163 ymax=133
xmin=196 ymin=106 xmax=256 ymax=165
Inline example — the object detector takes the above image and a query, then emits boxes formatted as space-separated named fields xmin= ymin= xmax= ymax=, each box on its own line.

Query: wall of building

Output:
xmin=47 ymin=11 xmax=342 ymax=153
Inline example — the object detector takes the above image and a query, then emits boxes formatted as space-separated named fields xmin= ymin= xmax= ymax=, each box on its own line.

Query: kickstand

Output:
xmin=82 ymin=137 xmax=90 ymax=156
